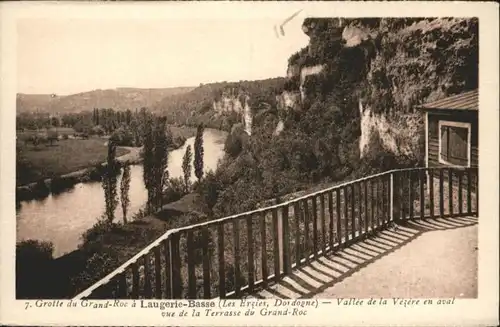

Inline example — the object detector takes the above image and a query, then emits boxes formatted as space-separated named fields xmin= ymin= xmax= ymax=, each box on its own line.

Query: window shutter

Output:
xmin=449 ymin=126 xmax=468 ymax=165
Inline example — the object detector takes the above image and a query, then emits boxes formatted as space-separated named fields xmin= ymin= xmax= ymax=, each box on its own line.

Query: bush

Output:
xmin=86 ymin=163 xmax=106 ymax=182
xmin=196 ymin=171 xmax=221 ymax=216
xmin=110 ymin=127 xmax=134 ymax=146
xmin=131 ymin=207 xmax=148 ymax=221
xmin=80 ymin=218 xmax=115 ymax=252
xmin=70 ymin=248 xmax=120 ymax=296
xmin=224 ymin=133 xmax=243 ymax=158
xmin=47 ymin=130 xmax=59 ymax=146
xmin=32 ymin=179 xmax=50 ymax=199
xmin=171 ymin=135 xmax=187 ymax=149
xmin=16 ymin=240 xmax=54 ymax=298
xmin=50 ymin=176 xmax=77 ymax=194
xmin=90 ymin=125 xmax=106 ymax=137
xmin=163 ymin=177 xmax=188 ymax=204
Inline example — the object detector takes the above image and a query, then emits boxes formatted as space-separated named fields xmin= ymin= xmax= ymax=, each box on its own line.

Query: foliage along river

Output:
xmin=16 ymin=129 xmax=228 ymax=258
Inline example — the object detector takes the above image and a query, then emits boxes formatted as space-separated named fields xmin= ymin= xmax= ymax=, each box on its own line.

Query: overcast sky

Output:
xmin=17 ymin=17 xmax=309 ymax=95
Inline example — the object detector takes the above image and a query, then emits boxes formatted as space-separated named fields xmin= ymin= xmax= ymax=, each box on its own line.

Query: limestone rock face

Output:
xmin=212 ymin=91 xmax=252 ymax=136
xmin=299 ymin=64 xmax=325 ymax=101
xmin=280 ymin=17 xmax=477 ymax=162
xmin=276 ymin=91 xmax=301 ymax=112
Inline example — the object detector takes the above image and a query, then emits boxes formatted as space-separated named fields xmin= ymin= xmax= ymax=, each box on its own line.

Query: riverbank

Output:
xmin=31 ymin=177 xmax=329 ymax=298
xmin=16 ymin=125 xmax=198 ymax=203
xmin=16 ymin=145 xmax=137 ymax=202
xmin=20 ymin=192 xmax=208 ymax=299
xmin=16 ymin=128 xmax=228 ymax=298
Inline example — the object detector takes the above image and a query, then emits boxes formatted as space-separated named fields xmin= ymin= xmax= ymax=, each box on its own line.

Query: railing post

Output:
xmin=466 ymin=168 xmax=472 ymax=215
xmin=259 ymin=213 xmax=268 ymax=287
xmin=187 ymin=231 xmax=196 ymax=299
xmin=392 ymin=172 xmax=401 ymax=223
xmin=429 ymin=168 xmax=435 ymax=218
xmin=117 ymin=272 xmax=127 ymax=298
xmin=282 ymin=205 xmax=291 ymax=275
xmin=476 ymin=168 xmax=479 ymax=216
xmin=420 ymin=169 xmax=425 ymax=219
xmin=390 ymin=172 xmax=394 ymax=223
xmin=246 ymin=216 xmax=255 ymax=293
xmin=312 ymin=196 xmax=318 ymax=257
xmin=272 ymin=208 xmax=280 ymax=280
xmin=217 ymin=224 xmax=225 ymax=298
xmin=154 ymin=246 xmax=162 ymax=299
xmin=131 ymin=262 xmax=139 ymax=299
xmin=294 ymin=202 xmax=302 ymax=267
xmin=144 ymin=254 xmax=153 ymax=299
xmin=233 ymin=220 xmax=241 ymax=297
xmin=201 ymin=227 xmax=211 ymax=299
xmin=170 ymin=233 xmax=182 ymax=299
xmin=163 ymin=240 xmax=172 ymax=299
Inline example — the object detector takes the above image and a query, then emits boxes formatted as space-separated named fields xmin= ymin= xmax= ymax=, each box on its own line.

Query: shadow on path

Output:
xmin=246 ymin=216 xmax=478 ymax=299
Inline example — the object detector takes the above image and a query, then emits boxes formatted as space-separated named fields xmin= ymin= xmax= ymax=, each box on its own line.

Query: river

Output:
xmin=16 ymin=128 xmax=227 ymax=258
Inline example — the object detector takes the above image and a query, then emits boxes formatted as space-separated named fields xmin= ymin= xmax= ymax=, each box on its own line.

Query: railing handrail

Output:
xmin=73 ymin=166 xmax=478 ymax=299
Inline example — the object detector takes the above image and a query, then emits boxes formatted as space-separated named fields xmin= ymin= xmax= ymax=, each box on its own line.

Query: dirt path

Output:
xmin=252 ymin=216 xmax=478 ymax=299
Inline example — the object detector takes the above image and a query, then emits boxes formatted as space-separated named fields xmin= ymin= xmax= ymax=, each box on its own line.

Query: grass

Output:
xmin=17 ymin=127 xmax=76 ymax=139
xmin=17 ymin=137 xmax=129 ymax=186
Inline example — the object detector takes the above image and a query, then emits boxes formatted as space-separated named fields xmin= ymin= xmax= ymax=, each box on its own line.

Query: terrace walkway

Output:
xmin=247 ymin=216 xmax=478 ymax=300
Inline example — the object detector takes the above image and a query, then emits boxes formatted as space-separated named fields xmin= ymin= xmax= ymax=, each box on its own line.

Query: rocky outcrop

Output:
xmin=212 ymin=91 xmax=252 ymax=136
xmin=299 ymin=64 xmax=325 ymax=101
xmin=278 ymin=17 xmax=477 ymax=161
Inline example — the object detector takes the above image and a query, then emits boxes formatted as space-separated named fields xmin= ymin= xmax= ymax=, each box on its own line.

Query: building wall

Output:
xmin=427 ymin=110 xmax=478 ymax=168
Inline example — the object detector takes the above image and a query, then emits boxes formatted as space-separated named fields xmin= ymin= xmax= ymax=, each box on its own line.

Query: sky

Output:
xmin=17 ymin=16 xmax=309 ymax=95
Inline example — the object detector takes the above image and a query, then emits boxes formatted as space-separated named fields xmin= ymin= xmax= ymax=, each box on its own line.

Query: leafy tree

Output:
xmin=16 ymin=240 xmax=54 ymax=298
xmin=182 ymin=145 xmax=193 ymax=193
xmin=50 ymin=117 xmax=59 ymax=127
xmin=152 ymin=117 xmax=170 ymax=210
xmin=47 ymin=130 xmax=59 ymax=146
xmin=102 ymin=140 xmax=119 ymax=223
xmin=197 ymin=170 xmax=220 ymax=217
xmin=142 ymin=115 xmax=170 ymax=212
xmin=120 ymin=165 xmax=131 ymax=223
xmin=194 ymin=124 xmax=205 ymax=181
xmin=142 ymin=116 xmax=155 ymax=213
xmin=224 ymin=133 xmax=243 ymax=158
xmin=125 ymin=109 xmax=132 ymax=125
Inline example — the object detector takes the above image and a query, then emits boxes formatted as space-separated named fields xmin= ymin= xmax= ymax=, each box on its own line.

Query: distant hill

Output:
xmin=152 ymin=78 xmax=286 ymax=130
xmin=16 ymin=87 xmax=195 ymax=114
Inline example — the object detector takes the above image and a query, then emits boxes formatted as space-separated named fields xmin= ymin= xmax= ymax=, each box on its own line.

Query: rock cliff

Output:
xmin=277 ymin=17 xmax=478 ymax=160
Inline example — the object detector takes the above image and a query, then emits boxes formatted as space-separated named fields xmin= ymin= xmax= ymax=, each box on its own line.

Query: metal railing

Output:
xmin=74 ymin=167 xmax=478 ymax=300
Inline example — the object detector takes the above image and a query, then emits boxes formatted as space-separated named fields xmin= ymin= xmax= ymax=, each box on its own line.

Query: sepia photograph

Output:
xmin=1 ymin=1 xmax=498 ymax=326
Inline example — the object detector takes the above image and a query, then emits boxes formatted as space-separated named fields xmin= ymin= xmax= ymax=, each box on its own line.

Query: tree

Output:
xmin=125 ymin=109 xmax=132 ymax=125
xmin=120 ymin=165 xmax=131 ymax=224
xmin=194 ymin=123 xmax=205 ymax=181
xmin=182 ymin=145 xmax=193 ymax=193
xmin=47 ymin=130 xmax=59 ymax=146
xmin=142 ymin=117 xmax=155 ymax=213
xmin=152 ymin=117 xmax=170 ymax=210
xmin=50 ymin=117 xmax=59 ymax=127
xmin=102 ymin=140 xmax=119 ymax=223
xmin=142 ymin=115 xmax=170 ymax=212
xmin=198 ymin=170 xmax=220 ymax=217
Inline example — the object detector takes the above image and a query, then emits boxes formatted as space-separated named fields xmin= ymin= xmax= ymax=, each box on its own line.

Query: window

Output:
xmin=438 ymin=120 xmax=471 ymax=167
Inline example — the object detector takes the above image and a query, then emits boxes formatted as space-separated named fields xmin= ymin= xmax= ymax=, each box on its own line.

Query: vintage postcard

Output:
xmin=0 ymin=1 xmax=498 ymax=326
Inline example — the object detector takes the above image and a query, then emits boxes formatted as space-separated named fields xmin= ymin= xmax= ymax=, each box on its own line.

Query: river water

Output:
xmin=16 ymin=129 xmax=227 ymax=258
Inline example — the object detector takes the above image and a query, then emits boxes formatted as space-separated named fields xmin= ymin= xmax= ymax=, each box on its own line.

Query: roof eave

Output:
xmin=417 ymin=106 xmax=478 ymax=112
